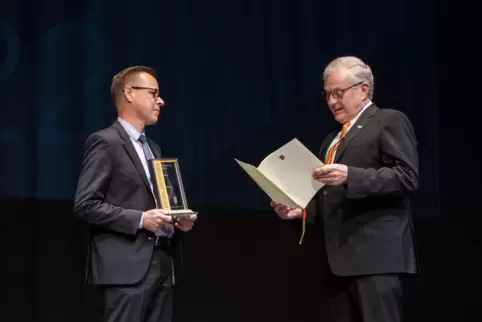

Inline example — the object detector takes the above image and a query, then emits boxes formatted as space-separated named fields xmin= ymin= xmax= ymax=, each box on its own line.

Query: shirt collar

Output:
xmin=117 ymin=117 xmax=144 ymax=141
xmin=348 ymin=100 xmax=372 ymax=125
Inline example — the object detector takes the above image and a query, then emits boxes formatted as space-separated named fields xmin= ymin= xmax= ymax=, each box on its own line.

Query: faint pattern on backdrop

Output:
xmin=0 ymin=0 xmax=438 ymax=214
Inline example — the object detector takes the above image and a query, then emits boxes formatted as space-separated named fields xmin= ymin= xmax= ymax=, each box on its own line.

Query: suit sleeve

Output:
xmin=73 ymin=133 xmax=143 ymax=235
xmin=346 ymin=110 xmax=419 ymax=198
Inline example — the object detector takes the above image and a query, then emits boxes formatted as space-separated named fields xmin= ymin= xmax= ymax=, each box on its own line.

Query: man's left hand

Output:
xmin=312 ymin=164 xmax=348 ymax=185
xmin=173 ymin=214 xmax=198 ymax=232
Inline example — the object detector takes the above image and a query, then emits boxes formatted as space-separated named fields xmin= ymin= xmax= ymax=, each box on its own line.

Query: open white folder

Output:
xmin=235 ymin=138 xmax=325 ymax=209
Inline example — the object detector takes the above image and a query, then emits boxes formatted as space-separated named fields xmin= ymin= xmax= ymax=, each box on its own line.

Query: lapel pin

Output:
xmin=357 ymin=125 xmax=363 ymax=128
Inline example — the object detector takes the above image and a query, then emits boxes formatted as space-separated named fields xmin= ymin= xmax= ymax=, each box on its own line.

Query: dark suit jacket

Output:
xmin=306 ymin=103 xmax=419 ymax=276
xmin=73 ymin=120 xmax=184 ymax=285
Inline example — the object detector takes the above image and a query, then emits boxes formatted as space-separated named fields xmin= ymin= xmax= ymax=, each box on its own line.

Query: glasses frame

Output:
xmin=321 ymin=81 xmax=364 ymax=100
xmin=124 ymin=85 xmax=160 ymax=99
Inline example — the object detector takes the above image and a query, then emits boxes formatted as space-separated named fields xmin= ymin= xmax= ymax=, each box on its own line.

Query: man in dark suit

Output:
xmin=74 ymin=66 xmax=197 ymax=322
xmin=271 ymin=56 xmax=419 ymax=322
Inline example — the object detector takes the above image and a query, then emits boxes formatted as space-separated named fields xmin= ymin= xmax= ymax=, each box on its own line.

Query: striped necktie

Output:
xmin=325 ymin=122 xmax=350 ymax=164
xmin=300 ymin=122 xmax=351 ymax=245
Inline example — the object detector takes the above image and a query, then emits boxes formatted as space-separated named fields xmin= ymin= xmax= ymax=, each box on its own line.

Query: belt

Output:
xmin=154 ymin=236 xmax=171 ymax=248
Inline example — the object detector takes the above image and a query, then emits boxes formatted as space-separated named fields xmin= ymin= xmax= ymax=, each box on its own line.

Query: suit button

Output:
xmin=148 ymin=237 xmax=152 ymax=240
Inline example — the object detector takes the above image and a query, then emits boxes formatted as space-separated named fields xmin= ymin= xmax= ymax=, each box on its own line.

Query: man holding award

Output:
xmin=270 ymin=56 xmax=419 ymax=322
xmin=74 ymin=66 xmax=197 ymax=322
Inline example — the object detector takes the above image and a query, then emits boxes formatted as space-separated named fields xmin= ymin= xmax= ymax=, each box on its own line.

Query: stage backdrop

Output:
xmin=1 ymin=0 xmax=438 ymax=215
xmin=0 ymin=1 xmax=456 ymax=322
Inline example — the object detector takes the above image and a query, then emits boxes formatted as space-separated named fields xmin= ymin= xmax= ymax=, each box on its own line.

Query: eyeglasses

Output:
xmin=321 ymin=81 xmax=364 ymax=100
xmin=126 ymin=86 xmax=160 ymax=99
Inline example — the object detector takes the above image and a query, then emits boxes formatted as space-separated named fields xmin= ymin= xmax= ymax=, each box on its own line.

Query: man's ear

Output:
xmin=361 ymin=83 xmax=370 ymax=99
xmin=124 ymin=86 xmax=134 ymax=103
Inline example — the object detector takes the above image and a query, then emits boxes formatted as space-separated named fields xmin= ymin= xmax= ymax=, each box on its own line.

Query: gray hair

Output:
xmin=323 ymin=56 xmax=374 ymax=99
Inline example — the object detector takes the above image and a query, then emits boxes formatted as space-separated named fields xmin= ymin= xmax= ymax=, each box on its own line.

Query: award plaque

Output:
xmin=151 ymin=158 xmax=197 ymax=217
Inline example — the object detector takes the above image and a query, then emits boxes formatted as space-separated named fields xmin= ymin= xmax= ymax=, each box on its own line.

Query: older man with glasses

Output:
xmin=271 ymin=56 xmax=419 ymax=322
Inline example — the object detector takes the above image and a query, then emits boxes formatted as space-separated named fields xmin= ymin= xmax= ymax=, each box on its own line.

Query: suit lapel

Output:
xmin=333 ymin=103 xmax=378 ymax=163
xmin=111 ymin=120 xmax=152 ymax=192
xmin=147 ymin=137 xmax=162 ymax=158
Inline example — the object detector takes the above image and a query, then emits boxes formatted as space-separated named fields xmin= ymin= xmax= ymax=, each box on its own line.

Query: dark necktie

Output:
xmin=138 ymin=134 xmax=161 ymax=205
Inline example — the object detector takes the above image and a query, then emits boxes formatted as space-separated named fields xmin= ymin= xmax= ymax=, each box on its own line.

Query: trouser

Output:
xmin=101 ymin=247 xmax=173 ymax=322
xmin=325 ymin=272 xmax=403 ymax=322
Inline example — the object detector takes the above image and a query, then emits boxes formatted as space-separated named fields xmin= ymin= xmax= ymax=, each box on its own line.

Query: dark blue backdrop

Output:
xmin=1 ymin=0 xmax=438 ymax=214
xmin=0 ymin=1 xmax=458 ymax=322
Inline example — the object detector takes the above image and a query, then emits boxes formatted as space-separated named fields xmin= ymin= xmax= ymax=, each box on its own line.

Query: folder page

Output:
xmin=234 ymin=159 xmax=300 ymax=208
xmin=257 ymin=138 xmax=325 ymax=209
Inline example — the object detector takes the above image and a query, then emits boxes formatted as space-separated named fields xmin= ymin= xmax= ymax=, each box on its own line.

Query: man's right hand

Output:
xmin=270 ymin=201 xmax=302 ymax=220
xmin=141 ymin=209 xmax=173 ymax=232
